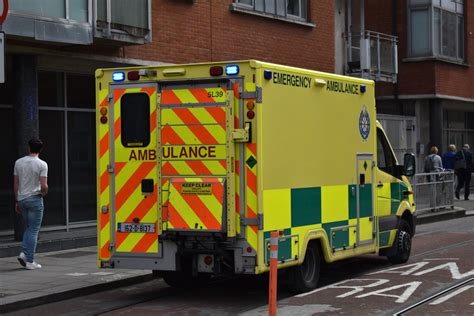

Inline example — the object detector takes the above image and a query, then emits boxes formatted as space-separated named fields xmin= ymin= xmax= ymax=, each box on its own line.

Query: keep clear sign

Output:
xmin=181 ymin=183 xmax=213 ymax=195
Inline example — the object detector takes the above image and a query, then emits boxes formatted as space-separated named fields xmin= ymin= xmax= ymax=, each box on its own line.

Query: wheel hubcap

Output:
xmin=399 ymin=231 xmax=411 ymax=253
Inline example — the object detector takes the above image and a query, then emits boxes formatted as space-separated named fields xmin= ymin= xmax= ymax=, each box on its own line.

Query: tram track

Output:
xmin=393 ymin=277 xmax=474 ymax=315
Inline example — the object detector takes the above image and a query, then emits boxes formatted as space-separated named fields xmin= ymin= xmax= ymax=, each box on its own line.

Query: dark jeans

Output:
xmin=456 ymin=170 xmax=472 ymax=199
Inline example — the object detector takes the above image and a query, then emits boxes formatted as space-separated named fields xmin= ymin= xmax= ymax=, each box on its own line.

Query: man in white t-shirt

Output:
xmin=13 ymin=138 xmax=49 ymax=270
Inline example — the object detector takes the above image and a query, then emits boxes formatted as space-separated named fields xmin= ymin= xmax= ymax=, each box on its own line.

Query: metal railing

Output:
xmin=345 ymin=31 xmax=398 ymax=83
xmin=412 ymin=171 xmax=455 ymax=213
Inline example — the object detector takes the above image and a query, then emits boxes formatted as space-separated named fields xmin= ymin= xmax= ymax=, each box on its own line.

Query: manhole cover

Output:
xmin=47 ymin=251 xmax=95 ymax=258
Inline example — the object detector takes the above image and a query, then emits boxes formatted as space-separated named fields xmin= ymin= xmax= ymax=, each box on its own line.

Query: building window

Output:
xmin=38 ymin=71 xmax=96 ymax=227
xmin=409 ymin=0 xmax=464 ymax=62
xmin=235 ymin=0 xmax=307 ymax=21
xmin=9 ymin=0 xmax=89 ymax=23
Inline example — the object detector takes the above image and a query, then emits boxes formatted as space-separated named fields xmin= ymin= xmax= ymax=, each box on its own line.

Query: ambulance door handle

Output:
xmin=377 ymin=182 xmax=384 ymax=188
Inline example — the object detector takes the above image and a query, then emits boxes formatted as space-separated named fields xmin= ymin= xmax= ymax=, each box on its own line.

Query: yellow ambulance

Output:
xmin=96 ymin=60 xmax=416 ymax=292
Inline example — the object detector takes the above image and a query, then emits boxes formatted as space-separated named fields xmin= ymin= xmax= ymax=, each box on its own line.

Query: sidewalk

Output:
xmin=416 ymin=194 xmax=474 ymax=224
xmin=0 ymin=246 xmax=153 ymax=314
xmin=1 ymin=199 xmax=473 ymax=314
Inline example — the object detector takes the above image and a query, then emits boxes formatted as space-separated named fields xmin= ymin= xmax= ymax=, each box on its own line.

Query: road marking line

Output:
xmin=65 ymin=273 xmax=89 ymax=277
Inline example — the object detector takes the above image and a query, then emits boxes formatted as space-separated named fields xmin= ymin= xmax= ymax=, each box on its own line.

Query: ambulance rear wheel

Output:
xmin=387 ymin=219 xmax=412 ymax=264
xmin=287 ymin=243 xmax=321 ymax=293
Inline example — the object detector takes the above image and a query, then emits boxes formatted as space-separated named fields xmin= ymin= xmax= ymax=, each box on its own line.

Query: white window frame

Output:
xmin=234 ymin=0 xmax=308 ymax=22
xmin=408 ymin=0 xmax=464 ymax=62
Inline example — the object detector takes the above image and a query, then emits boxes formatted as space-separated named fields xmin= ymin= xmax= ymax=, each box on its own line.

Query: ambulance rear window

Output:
xmin=120 ymin=93 xmax=150 ymax=148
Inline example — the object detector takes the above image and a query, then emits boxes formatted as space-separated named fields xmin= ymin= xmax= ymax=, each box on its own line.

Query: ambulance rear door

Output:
xmin=108 ymin=83 xmax=160 ymax=258
xmin=158 ymin=80 xmax=241 ymax=237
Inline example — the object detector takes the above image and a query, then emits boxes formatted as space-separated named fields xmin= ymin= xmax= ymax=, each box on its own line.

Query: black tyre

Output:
xmin=161 ymin=258 xmax=211 ymax=288
xmin=162 ymin=271 xmax=211 ymax=288
xmin=287 ymin=243 xmax=321 ymax=293
xmin=387 ymin=219 xmax=412 ymax=264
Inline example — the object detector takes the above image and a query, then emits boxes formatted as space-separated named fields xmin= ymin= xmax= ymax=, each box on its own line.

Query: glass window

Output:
xmin=235 ymin=0 xmax=307 ymax=20
xmin=97 ymin=0 xmax=107 ymax=21
xmin=10 ymin=0 xmax=89 ymax=22
xmin=457 ymin=16 xmax=464 ymax=60
xmin=377 ymin=129 xmax=396 ymax=176
xmin=121 ymin=93 xmax=150 ymax=148
xmin=442 ymin=10 xmax=457 ymax=57
xmin=447 ymin=111 xmax=464 ymax=129
xmin=287 ymin=0 xmax=301 ymax=17
xmin=0 ymin=109 xmax=15 ymax=231
xmin=410 ymin=9 xmax=430 ymax=56
xmin=66 ymin=74 xmax=94 ymax=109
xmin=68 ymin=112 xmax=96 ymax=222
xmin=409 ymin=0 xmax=464 ymax=61
xmin=38 ymin=72 xmax=64 ymax=107
xmin=10 ymin=0 xmax=66 ymax=19
xmin=39 ymin=110 xmax=66 ymax=226
xmin=69 ymin=0 xmax=88 ymax=22
xmin=466 ymin=112 xmax=474 ymax=130
xmin=433 ymin=8 xmax=441 ymax=55
xmin=112 ymin=0 xmax=148 ymax=29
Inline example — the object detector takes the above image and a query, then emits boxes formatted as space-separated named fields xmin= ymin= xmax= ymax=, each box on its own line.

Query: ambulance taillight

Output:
xmin=127 ymin=71 xmax=140 ymax=81
xmin=100 ymin=107 xmax=108 ymax=124
xmin=246 ymin=101 xmax=255 ymax=119
xmin=209 ymin=66 xmax=223 ymax=76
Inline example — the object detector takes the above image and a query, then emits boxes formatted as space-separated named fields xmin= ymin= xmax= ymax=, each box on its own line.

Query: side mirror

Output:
xmin=403 ymin=153 xmax=416 ymax=176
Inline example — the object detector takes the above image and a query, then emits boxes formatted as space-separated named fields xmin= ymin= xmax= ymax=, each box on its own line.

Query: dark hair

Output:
xmin=28 ymin=138 xmax=43 ymax=153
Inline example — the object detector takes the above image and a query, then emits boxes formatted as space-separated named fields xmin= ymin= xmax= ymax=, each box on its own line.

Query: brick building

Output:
xmin=0 ymin=1 xmax=336 ymax=234
xmin=361 ymin=0 xmax=471 ymax=166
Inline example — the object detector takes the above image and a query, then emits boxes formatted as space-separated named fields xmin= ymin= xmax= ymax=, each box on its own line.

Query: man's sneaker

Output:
xmin=25 ymin=262 xmax=42 ymax=270
xmin=455 ymin=191 xmax=460 ymax=200
xmin=17 ymin=252 xmax=27 ymax=267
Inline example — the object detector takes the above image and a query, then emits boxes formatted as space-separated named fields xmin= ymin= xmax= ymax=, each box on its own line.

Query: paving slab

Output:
xmin=0 ymin=246 xmax=153 ymax=314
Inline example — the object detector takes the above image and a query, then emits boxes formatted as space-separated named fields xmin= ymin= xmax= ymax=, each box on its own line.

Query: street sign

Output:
xmin=0 ymin=32 xmax=4 ymax=83
xmin=0 ymin=0 xmax=8 ymax=25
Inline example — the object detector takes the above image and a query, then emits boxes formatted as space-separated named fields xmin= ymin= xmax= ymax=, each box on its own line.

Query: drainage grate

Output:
xmin=46 ymin=251 xmax=96 ymax=258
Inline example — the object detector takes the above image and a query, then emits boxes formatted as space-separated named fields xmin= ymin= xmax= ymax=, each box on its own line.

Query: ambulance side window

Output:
xmin=120 ymin=93 xmax=150 ymax=147
xmin=377 ymin=128 xmax=395 ymax=176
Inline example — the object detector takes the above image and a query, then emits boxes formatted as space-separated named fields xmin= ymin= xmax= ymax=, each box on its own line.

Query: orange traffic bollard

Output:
xmin=268 ymin=230 xmax=278 ymax=316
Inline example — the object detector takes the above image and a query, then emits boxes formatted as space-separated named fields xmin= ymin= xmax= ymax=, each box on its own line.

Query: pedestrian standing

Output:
xmin=454 ymin=144 xmax=473 ymax=200
xmin=442 ymin=144 xmax=457 ymax=170
xmin=13 ymin=138 xmax=48 ymax=270
xmin=424 ymin=146 xmax=443 ymax=182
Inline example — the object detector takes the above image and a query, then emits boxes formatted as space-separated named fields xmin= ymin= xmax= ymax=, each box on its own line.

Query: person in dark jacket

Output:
xmin=454 ymin=144 xmax=473 ymax=200
xmin=442 ymin=144 xmax=457 ymax=170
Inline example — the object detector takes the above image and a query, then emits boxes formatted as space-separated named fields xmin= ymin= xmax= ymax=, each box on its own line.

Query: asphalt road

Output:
xmin=8 ymin=216 xmax=474 ymax=316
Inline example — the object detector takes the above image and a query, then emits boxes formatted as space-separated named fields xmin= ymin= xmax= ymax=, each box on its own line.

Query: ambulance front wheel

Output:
xmin=387 ymin=219 xmax=412 ymax=264
xmin=287 ymin=243 xmax=321 ymax=293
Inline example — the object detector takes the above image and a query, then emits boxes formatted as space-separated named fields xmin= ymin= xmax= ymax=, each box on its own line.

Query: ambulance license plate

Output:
xmin=117 ymin=223 xmax=155 ymax=233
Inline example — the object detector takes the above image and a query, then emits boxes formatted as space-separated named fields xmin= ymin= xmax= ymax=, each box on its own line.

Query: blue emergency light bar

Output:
xmin=225 ymin=65 xmax=239 ymax=76
xmin=112 ymin=72 xmax=125 ymax=82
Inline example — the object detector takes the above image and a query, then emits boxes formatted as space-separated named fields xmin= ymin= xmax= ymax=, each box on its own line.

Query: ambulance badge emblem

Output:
xmin=359 ymin=106 xmax=370 ymax=141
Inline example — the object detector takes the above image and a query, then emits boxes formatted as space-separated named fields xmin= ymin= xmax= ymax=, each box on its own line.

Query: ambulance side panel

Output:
xmin=254 ymin=64 xmax=377 ymax=271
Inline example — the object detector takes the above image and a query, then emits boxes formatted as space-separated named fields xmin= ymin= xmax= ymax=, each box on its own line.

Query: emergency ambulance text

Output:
xmin=129 ymin=146 xmax=218 ymax=161
xmin=163 ymin=146 xmax=216 ymax=159
xmin=129 ymin=149 xmax=156 ymax=161
xmin=326 ymin=80 xmax=360 ymax=95
xmin=272 ymin=72 xmax=312 ymax=88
